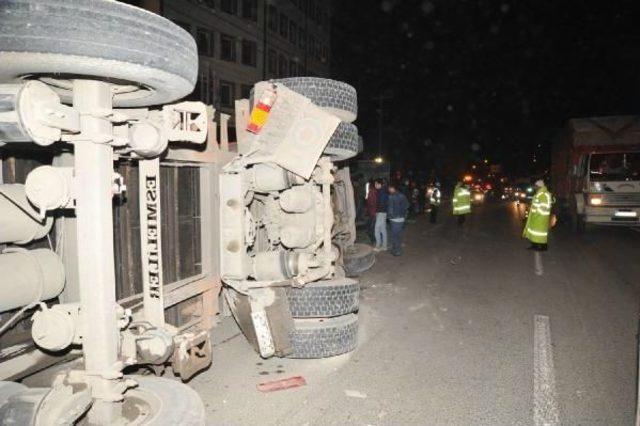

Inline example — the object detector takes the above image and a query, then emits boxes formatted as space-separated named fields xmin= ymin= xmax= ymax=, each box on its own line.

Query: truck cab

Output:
xmin=552 ymin=116 xmax=640 ymax=231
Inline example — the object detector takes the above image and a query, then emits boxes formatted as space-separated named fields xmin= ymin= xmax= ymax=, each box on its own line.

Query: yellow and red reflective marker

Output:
xmin=247 ymin=88 xmax=277 ymax=134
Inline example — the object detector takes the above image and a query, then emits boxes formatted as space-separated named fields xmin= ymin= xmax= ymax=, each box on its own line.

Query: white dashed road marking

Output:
xmin=534 ymin=315 xmax=561 ymax=426
xmin=534 ymin=251 xmax=544 ymax=276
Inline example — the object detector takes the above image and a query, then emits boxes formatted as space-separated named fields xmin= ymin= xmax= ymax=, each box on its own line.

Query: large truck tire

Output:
xmin=287 ymin=314 xmax=358 ymax=359
xmin=123 ymin=376 xmax=205 ymax=425
xmin=325 ymin=122 xmax=360 ymax=161
xmin=0 ymin=0 xmax=197 ymax=106
xmin=343 ymin=243 xmax=375 ymax=277
xmin=273 ymin=77 xmax=358 ymax=123
xmin=285 ymin=278 xmax=359 ymax=318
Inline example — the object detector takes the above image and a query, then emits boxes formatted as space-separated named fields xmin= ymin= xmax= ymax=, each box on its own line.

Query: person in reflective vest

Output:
xmin=452 ymin=181 xmax=471 ymax=225
xmin=429 ymin=182 xmax=442 ymax=223
xmin=523 ymin=179 xmax=552 ymax=251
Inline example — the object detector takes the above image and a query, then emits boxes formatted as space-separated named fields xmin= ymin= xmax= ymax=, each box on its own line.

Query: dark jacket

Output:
xmin=387 ymin=192 xmax=409 ymax=220
xmin=376 ymin=187 xmax=389 ymax=213
xmin=366 ymin=188 xmax=378 ymax=218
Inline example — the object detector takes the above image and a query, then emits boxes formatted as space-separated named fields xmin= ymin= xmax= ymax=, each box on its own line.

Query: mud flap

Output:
xmin=224 ymin=287 xmax=294 ymax=358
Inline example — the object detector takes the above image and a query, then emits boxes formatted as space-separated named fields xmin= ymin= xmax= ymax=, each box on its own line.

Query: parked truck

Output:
xmin=551 ymin=115 xmax=640 ymax=231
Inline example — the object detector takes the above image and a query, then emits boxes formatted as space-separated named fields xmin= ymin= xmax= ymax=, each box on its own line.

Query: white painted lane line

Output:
xmin=534 ymin=251 xmax=544 ymax=276
xmin=534 ymin=315 xmax=561 ymax=426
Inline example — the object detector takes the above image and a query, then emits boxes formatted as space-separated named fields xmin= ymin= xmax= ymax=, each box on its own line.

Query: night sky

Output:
xmin=331 ymin=0 xmax=640 ymax=179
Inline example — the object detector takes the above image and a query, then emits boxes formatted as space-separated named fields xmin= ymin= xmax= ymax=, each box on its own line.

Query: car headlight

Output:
xmin=589 ymin=195 xmax=603 ymax=206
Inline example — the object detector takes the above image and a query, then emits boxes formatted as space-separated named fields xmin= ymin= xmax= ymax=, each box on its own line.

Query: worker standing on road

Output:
xmin=452 ymin=181 xmax=471 ymax=225
xmin=387 ymin=183 xmax=409 ymax=256
xmin=373 ymin=179 xmax=388 ymax=252
xmin=429 ymin=182 xmax=442 ymax=223
xmin=523 ymin=179 xmax=553 ymax=251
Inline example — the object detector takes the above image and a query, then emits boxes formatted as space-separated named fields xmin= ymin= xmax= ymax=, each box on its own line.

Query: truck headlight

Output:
xmin=589 ymin=195 xmax=603 ymax=206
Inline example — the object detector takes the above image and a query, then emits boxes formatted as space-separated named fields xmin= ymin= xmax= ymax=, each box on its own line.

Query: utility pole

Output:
xmin=372 ymin=94 xmax=392 ymax=158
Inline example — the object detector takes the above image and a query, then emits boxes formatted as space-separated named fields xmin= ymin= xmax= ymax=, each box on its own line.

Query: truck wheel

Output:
xmin=285 ymin=278 xmax=359 ymax=318
xmin=287 ymin=314 xmax=358 ymax=359
xmin=343 ymin=243 xmax=375 ymax=277
xmin=122 ymin=376 xmax=205 ymax=425
xmin=273 ymin=77 xmax=358 ymax=123
xmin=325 ymin=122 xmax=360 ymax=161
xmin=0 ymin=0 xmax=197 ymax=107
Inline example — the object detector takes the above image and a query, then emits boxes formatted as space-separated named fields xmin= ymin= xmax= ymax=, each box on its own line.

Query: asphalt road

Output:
xmin=192 ymin=201 xmax=640 ymax=425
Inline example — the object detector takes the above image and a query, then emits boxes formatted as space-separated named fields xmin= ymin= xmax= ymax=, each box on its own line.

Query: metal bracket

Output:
xmin=171 ymin=330 xmax=212 ymax=381
xmin=162 ymin=101 xmax=207 ymax=144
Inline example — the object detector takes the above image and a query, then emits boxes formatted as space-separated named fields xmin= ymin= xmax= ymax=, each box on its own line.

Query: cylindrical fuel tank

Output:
xmin=0 ymin=184 xmax=53 ymax=244
xmin=0 ymin=249 xmax=65 ymax=312
xmin=252 ymin=251 xmax=299 ymax=281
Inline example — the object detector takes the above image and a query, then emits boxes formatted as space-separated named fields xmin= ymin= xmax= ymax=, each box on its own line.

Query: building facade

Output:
xmin=134 ymin=0 xmax=331 ymax=126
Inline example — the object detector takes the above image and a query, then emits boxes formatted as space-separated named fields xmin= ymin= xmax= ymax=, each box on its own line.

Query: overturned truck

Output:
xmin=222 ymin=80 xmax=362 ymax=359
xmin=0 ymin=1 xmax=367 ymax=424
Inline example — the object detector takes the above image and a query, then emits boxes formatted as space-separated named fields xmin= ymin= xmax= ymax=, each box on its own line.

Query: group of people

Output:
xmin=365 ymin=177 xmax=553 ymax=256
xmin=366 ymin=179 xmax=410 ymax=256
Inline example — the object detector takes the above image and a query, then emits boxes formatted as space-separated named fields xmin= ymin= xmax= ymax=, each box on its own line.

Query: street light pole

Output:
xmin=372 ymin=94 xmax=392 ymax=160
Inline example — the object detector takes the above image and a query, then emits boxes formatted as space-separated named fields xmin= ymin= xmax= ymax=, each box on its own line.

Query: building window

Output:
xmin=196 ymin=28 xmax=214 ymax=56
xmin=268 ymin=49 xmax=277 ymax=74
xmin=321 ymin=10 xmax=329 ymax=29
xmin=311 ymin=1 xmax=321 ymax=23
xmin=240 ymin=84 xmax=252 ymax=99
xmin=278 ymin=54 xmax=287 ymax=77
xmin=172 ymin=20 xmax=192 ymax=34
xmin=203 ymin=0 xmax=215 ymax=9
xmin=279 ymin=13 xmax=288 ymax=38
xmin=309 ymin=35 xmax=315 ymax=59
xmin=241 ymin=40 xmax=257 ymax=67
xmin=241 ymin=0 xmax=257 ymax=21
xmin=298 ymin=27 xmax=306 ymax=49
xmin=221 ymin=0 xmax=237 ymax=15
xmin=220 ymin=34 xmax=236 ymax=62
xmin=289 ymin=21 xmax=297 ymax=44
xmin=219 ymin=80 xmax=235 ymax=107
xmin=289 ymin=59 xmax=297 ymax=77
xmin=268 ymin=5 xmax=278 ymax=31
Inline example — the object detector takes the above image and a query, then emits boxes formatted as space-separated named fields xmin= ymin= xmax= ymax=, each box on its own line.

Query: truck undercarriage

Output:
xmin=0 ymin=1 xmax=370 ymax=423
